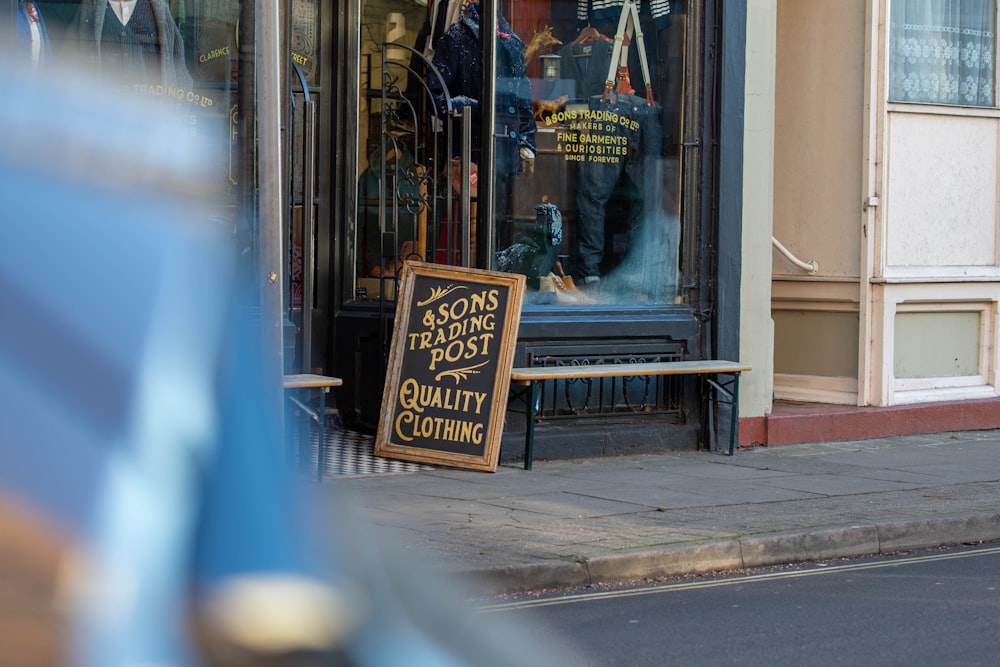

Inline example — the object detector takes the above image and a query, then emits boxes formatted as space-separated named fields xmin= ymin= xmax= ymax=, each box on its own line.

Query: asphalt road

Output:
xmin=481 ymin=543 xmax=1000 ymax=667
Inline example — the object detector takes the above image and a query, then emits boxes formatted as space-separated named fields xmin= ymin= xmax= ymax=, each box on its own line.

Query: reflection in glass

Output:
xmin=355 ymin=0 xmax=688 ymax=309
xmin=500 ymin=0 xmax=684 ymax=307
xmin=68 ymin=0 xmax=193 ymax=89
xmin=37 ymin=0 xmax=249 ymax=275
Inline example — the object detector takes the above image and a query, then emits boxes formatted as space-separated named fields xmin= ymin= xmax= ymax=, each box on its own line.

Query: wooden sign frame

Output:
xmin=375 ymin=262 xmax=525 ymax=471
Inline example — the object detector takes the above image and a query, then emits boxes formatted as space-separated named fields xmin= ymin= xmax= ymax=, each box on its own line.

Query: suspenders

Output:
xmin=601 ymin=0 xmax=655 ymax=106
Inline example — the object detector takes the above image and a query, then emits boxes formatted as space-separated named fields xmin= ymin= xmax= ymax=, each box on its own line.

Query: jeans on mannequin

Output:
xmin=575 ymin=94 xmax=663 ymax=282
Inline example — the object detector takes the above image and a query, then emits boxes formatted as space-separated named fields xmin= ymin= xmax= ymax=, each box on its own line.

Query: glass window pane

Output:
xmin=292 ymin=0 xmax=320 ymax=84
xmin=491 ymin=0 xmax=686 ymax=307
xmin=889 ymin=0 xmax=996 ymax=106
xmin=38 ymin=0 xmax=241 ymax=187
xmin=37 ymin=0 xmax=252 ymax=275
xmin=355 ymin=0 xmax=435 ymax=302
xmin=355 ymin=0 xmax=688 ymax=309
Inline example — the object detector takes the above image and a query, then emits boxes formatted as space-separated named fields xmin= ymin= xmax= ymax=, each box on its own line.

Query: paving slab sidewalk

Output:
xmin=320 ymin=430 xmax=1000 ymax=595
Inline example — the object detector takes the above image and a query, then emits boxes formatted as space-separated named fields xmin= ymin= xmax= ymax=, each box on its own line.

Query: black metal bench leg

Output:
xmin=699 ymin=376 xmax=710 ymax=451
xmin=728 ymin=375 xmax=740 ymax=456
xmin=316 ymin=388 xmax=327 ymax=482
xmin=524 ymin=381 xmax=539 ymax=470
xmin=703 ymin=373 xmax=742 ymax=455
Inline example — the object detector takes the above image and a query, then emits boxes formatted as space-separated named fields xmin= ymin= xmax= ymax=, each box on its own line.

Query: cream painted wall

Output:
xmin=773 ymin=310 xmax=859 ymax=376
xmin=762 ymin=2 xmax=1000 ymax=408
xmin=740 ymin=0 xmax=777 ymax=419
xmin=870 ymin=283 xmax=1000 ymax=405
xmin=772 ymin=0 xmax=865 ymax=279
xmin=885 ymin=112 xmax=1000 ymax=269
xmin=894 ymin=311 xmax=980 ymax=377
xmin=873 ymin=101 xmax=1000 ymax=405
xmin=769 ymin=0 xmax=866 ymax=403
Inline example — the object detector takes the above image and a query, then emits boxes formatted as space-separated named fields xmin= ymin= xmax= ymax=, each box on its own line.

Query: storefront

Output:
xmin=330 ymin=0 xmax=745 ymax=462
xmin=23 ymin=0 xmax=746 ymax=462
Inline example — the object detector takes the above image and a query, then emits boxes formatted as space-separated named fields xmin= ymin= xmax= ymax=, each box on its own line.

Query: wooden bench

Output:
xmin=283 ymin=374 xmax=343 ymax=481
xmin=509 ymin=360 xmax=751 ymax=470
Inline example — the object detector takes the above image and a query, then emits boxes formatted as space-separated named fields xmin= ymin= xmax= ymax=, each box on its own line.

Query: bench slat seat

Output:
xmin=510 ymin=360 xmax=750 ymax=383
xmin=509 ymin=360 xmax=750 ymax=469
xmin=283 ymin=374 xmax=342 ymax=481
xmin=283 ymin=373 xmax=344 ymax=390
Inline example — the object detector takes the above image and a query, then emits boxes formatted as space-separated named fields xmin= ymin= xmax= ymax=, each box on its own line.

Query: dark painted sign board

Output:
xmin=375 ymin=262 xmax=525 ymax=471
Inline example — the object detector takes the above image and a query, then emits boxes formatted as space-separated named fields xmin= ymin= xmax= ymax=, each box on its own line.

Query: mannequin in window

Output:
xmin=69 ymin=0 xmax=192 ymax=90
xmin=427 ymin=0 xmax=536 ymax=257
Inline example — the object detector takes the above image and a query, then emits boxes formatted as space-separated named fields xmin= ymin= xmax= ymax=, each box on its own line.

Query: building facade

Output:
xmin=22 ymin=0 xmax=999 ymax=457
xmin=741 ymin=0 xmax=1000 ymax=445
xmin=23 ymin=0 xmax=746 ymax=460
xmin=318 ymin=0 xmax=748 ymax=461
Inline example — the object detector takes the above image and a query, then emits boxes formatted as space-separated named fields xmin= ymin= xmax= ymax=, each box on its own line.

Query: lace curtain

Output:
xmin=889 ymin=0 xmax=996 ymax=106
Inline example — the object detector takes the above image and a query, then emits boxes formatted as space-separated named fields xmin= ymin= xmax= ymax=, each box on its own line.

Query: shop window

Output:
xmin=889 ymin=0 xmax=997 ymax=106
xmin=355 ymin=0 xmax=688 ymax=308
xmin=36 ymin=0 xmax=244 ymax=194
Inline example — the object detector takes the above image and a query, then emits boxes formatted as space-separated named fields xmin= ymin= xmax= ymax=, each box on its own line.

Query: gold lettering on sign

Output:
xmin=545 ymin=108 xmax=640 ymax=165
xmin=392 ymin=282 xmax=504 ymax=448
xmin=198 ymin=46 xmax=231 ymax=63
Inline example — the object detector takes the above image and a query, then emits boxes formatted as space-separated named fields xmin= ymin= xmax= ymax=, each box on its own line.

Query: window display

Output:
xmin=357 ymin=0 xmax=687 ymax=308
xmin=39 ymin=0 xmax=242 ymax=159
xmin=68 ymin=0 xmax=193 ymax=89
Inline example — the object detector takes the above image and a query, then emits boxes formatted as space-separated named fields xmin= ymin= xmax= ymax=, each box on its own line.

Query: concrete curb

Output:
xmin=466 ymin=513 xmax=1000 ymax=595
xmin=585 ymin=540 xmax=744 ymax=583
xmin=876 ymin=512 xmax=1000 ymax=552
xmin=741 ymin=524 xmax=879 ymax=568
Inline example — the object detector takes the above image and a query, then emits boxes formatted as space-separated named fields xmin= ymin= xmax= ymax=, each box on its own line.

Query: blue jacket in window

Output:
xmin=428 ymin=2 xmax=536 ymax=176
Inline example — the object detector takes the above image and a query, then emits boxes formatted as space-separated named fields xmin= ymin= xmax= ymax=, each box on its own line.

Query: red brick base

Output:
xmin=739 ymin=397 xmax=1000 ymax=447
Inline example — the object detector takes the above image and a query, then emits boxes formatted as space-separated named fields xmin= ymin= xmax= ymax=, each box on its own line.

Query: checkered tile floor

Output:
xmin=295 ymin=424 xmax=437 ymax=478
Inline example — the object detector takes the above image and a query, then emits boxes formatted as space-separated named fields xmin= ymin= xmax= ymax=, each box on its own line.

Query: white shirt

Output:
xmin=27 ymin=12 xmax=42 ymax=65
xmin=109 ymin=0 xmax=138 ymax=25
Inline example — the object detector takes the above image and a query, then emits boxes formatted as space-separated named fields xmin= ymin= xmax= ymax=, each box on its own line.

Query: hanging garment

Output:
xmin=575 ymin=0 xmax=663 ymax=282
xmin=428 ymin=1 xmax=536 ymax=176
xmin=69 ymin=0 xmax=192 ymax=89
xmin=557 ymin=34 xmax=614 ymax=102
xmin=421 ymin=0 xmax=468 ymax=59
xmin=577 ymin=0 xmax=673 ymax=31
xmin=575 ymin=95 xmax=662 ymax=281
xmin=405 ymin=0 xmax=469 ymax=101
